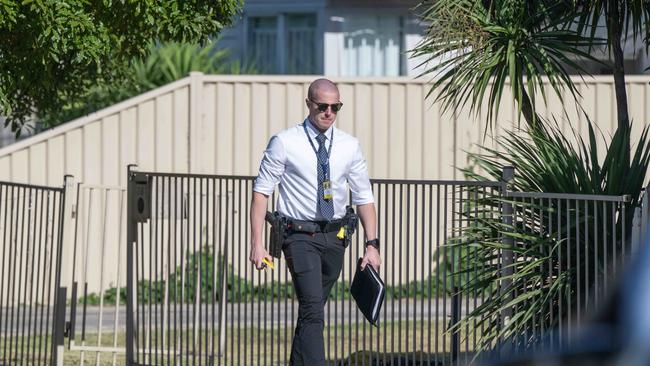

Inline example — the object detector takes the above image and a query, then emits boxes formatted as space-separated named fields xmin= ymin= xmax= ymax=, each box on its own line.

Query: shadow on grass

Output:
xmin=335 ymin=350 xmax=477 ymax=365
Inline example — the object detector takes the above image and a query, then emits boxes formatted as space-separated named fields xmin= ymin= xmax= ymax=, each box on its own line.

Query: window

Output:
xmin=286 ymin=14 xmax=317 ymax=74
xmin=248 ymin=17 xmax=278 ymax=74
xmin=247 ymin=13 xmax=317 ymax=74
xmin=342 ymin=16 xmax=403 ymax=77
xmin=324 ymin=15 xmax=428 ymax=77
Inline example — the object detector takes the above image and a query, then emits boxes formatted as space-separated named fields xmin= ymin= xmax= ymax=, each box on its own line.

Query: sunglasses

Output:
xmin=309 ymin=98 xmax=343 ymax=113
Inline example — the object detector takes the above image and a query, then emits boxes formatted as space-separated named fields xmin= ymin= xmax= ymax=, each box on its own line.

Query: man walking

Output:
xmin=249 ymin=78 xmax=381 ymax=365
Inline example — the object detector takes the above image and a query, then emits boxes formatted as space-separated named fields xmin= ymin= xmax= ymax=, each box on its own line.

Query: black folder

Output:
xmin=350 ymin=258 xmax=386 ymax=327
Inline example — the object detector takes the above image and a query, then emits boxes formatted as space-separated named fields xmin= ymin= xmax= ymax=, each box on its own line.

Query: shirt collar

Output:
xmin=304 ymin=117 xmax=334 ymax=139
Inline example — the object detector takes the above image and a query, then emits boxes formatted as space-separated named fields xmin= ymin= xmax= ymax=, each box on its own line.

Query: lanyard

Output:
xmin=303 ymin=121 xmax=334 ymax=160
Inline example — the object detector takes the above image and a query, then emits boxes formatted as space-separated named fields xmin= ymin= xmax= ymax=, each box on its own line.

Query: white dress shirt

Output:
xmin=254 ymin=119 xmax=374 ymax=220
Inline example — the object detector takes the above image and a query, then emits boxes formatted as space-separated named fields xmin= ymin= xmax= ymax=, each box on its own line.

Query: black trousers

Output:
xmin=282 ymin=230 xmax=346 ymax=366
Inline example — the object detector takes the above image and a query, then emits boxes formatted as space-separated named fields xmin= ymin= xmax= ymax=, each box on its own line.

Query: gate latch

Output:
xmin=130 ymin=172 xmax=151 ymax=222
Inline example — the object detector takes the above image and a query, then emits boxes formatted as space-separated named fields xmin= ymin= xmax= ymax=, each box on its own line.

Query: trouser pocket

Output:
xmin=283 ymin=236 xmax=319 ymax=275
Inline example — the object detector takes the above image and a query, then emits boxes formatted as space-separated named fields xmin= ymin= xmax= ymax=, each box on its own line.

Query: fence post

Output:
xmin=189 ymin=71 xmax=204 ymax=174
xmin=126 ymin=166 xmax=136 ymax=365
xmin=451 ymin=286 xmax=460 ymax=363
xmin=52 ymin=286 xmax=67 ymax=366
xmin=52 ymin=176 xmax=72 ymax=365
xmin=500 ymin=166 xmax=515 ymax=350
xmin=67 ymin=282 xmax=77 ymax=344
xmin=126 ymin=166 xmax=152 ymax=365
xmin=60 ymin=175 xmax=76 ymax=291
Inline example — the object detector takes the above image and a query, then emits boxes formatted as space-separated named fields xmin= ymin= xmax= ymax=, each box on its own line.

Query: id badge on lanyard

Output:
xmin=322 ymin=163 xmax=333 ymax=200
xmin=323 ymin=181 xmax=333 ymax=200
xmin=303 ymin=122 xmax=335 ymax=201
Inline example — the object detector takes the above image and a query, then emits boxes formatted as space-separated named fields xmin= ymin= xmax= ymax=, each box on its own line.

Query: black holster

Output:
xmin=342 ymin=205 xmax=359 ymax=247
xmin=265 ymin=211 xmax=287 ymax=258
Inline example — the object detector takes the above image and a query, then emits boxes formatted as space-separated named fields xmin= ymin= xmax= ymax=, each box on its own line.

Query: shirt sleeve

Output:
xmin=253 ymin=135 xmax=286 ymax=195
xmin=347 ymin=140 xmax=375 ymax=205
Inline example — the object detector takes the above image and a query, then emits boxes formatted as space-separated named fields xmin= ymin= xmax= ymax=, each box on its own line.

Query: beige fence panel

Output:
xmin=0 ymin=74 xmax=648 ymax=292
xmin=195 ymin=74 xmax=650 ymax=180
xmin=0 ymin=78 xmax=192 ymax=187
xmin=1 ymin=74 xmax=650 ymax=186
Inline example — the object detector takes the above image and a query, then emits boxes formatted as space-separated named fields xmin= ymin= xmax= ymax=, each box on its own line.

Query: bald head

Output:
xmin=308 ymin=78 xmax=339 ymax=100
xmin=305 ymin=78 xmax=341 ymax=132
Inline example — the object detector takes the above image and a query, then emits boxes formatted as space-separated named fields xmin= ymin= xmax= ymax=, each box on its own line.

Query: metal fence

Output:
xmin=122 ymin=168 xmax=641 ymax=366
xmin=494 ymin=189 xmax=632 ymax=353
xmin=0 ymin=179 xmax=69 ymax=365
xmin=1 ymin=173 xmax=645 ymax=365
xmin=125 ymin=170 xmax=508 ymax=365
xmin=444 ymin=170 xmax=639 ymax=358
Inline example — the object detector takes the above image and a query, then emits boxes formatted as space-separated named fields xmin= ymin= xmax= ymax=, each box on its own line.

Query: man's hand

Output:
xmin=250 ymin=192 xmax=271 ymax=270
xmin=360 ymin=245 xmax=381 ymax=271
xmin=249 ymin=244 xmax=273 ymax=270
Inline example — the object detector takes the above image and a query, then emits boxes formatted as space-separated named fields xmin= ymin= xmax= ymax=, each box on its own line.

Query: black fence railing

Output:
xmin=369 ymin=179 xmax=503 ymax=365
xmin=0 ymin=171 xmax=640 ymax=365
xmin=507 ymin=191 xmax=630 ymax=346
xmin=117 ymin=168 xmax=636 ymax=366
xmin=125 ymin=169 xmax=510 ymax=365
xmin=0 ymin=179 xmax=68 ymax=366
xmin=451 ymin=187 xmax=632 ymax=358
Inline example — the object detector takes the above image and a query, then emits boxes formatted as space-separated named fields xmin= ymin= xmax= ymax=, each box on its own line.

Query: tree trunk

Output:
xmin=609 ymin=2 xmax=631 ymax=169
xmin=520 ymin=89 xmax=540 ymax=132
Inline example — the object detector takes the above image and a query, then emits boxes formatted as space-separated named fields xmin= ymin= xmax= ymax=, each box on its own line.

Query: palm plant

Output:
xmin=410 ymin=0 xmax=599 ymax=129
xmin=412 ymin=0 xmax=650 ymax=170
xmin=412 ymin=0 xmax=650 ymax=354
xmin=130 ymin=40 xmax=256 ymax=92
xmin=446 ymin=117 xmax=650 ymax=355
xmin=464 ymin=118 xmax=650 ymax=199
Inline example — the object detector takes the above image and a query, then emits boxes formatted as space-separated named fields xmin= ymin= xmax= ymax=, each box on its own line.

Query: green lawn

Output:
xmin=3 ymin=320 xmax=480 ymax=365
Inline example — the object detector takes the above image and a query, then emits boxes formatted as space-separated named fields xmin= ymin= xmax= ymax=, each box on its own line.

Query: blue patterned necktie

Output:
xmin=316 ymin=133 xmax=334 ymax=220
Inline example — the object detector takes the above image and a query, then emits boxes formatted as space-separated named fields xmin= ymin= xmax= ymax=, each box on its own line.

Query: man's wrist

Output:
xmin=365 ymin=238 xmax=379 ymax=252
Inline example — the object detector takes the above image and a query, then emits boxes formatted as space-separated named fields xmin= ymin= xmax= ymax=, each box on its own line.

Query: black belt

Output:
xmin=289 ymin=218 xmax=344 ymax=233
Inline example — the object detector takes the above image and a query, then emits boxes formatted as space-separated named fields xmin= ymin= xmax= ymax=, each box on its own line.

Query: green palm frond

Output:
xmin=411 ymin=0 xmax=604 ymax=129
xmin=441 ymin=197 xmax=573 ymax=354
xmin=462 ymin=116 xmax=650 ymax=198
xmin=450 ymin=117 xmax=650 ymax=355
xmin=131 ymin=40 xmax=256 ymax=91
